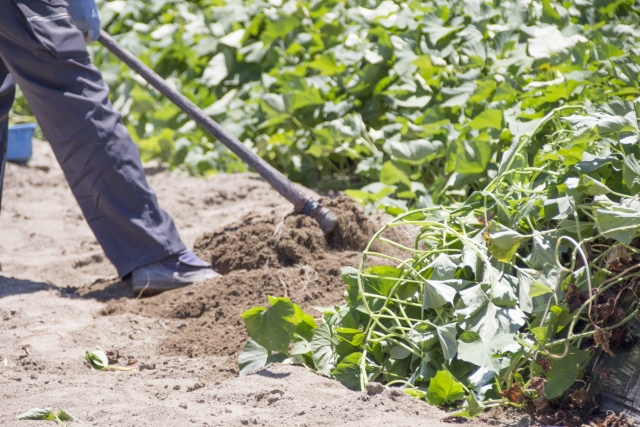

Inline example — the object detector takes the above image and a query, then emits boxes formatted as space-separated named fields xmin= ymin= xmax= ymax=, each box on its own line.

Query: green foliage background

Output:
xmin=11 ymin=0 xmax=640 ymax=212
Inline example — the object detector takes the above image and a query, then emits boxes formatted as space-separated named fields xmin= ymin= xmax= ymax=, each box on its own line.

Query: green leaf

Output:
xmin=241 ymin=296 xmax=298 ymax=353
xmin=544 ymin=346 xmax=590 ymax=399
xmin=238 ymin=340 xmax=286 ymax=376
xmin=453 ymin=393 xmax=486 ymax=418
xmin=454 ymin=140 xmax=491 ymax=175
xmin=623 ymin=154 xmax=640 ymax=194
xmin=310 ymin=323 xmax=339 ymax=374
xmin=392 ymin=95 xmax=432 ymax=109
xmin=342 ymin=266 xmax=361 ymax=307
xmin=485 ymin=221 xmax=524 ymax=262
xmin=423 ymin=280 xmax=457 ymax=309
xmin=384 ymin=139 xmax=444 ymax=165
xmin=308 ymin=54 xmax=346 ymax=76
xmin=457 ymin=331 xmax=520 ymax=372
xmin=529 ymin=281 xmax=553 ymax=298
xmin=406 ymin=322 xmax=438 ymax=351
xmin=426 ymin=370 xmax=466 ymax=405
xmin=457 ymin=289 xmax=526 ymax=342
xmin=492 ymin=82 xmax=516 ymax=103
xmin=331 ymin=352 xmax=364 ymax=391
xmin=595 ymin=206 xmax=640 ymax=245
xmin=526 ymin=235 xmax=559 ymax=270
xmin=469 ymin=110 xmax=503 ymax=130
xmin=580 ymin=175 xmax=610 ymax=196
xmin=262 ymin=94 xmax=286 ymax=114
xmin=201 ymin=53 xmax=228 ymax=87
xmin=436 ymin=323 xmax=458 ymax=362
xmin=366 ymin=265 xmax=402 ymax=296
xmin=530 ymin=325 xmax=549 ymax=342
xmin=469 ymin=80 xmax=497 ymax=104
xmin=261 ymin=14 xmax=300 ymax=45
xmin=380 ymin=161 xmax=411 ymax=187
xmin=388 ymin=345 xmax=412 ymax=360
xmin=441 ymin=82 xmax=477 ymax=108
xmin=422 ymin=15 xmax=464 ymax=44
xmin=286 ymin=88 xmax=324 ymax=113
xmin=427 ymin=253 xmax=459 ymax=281
xmin=527 ymin=26 xmax=587 ymax=59
xmin=293 ymin=303 xmax=317 ymax=341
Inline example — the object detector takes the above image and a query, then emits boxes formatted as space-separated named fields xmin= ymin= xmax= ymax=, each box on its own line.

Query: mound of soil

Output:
xmin=193 ymin=196 xmax=376 ymax=273
xmin=103 ymin=196 xmax=377 ymax=364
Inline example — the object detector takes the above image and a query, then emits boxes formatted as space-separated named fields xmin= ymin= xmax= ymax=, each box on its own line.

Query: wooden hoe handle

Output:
xmin=98 ymin=30 xmax=338 ymax=234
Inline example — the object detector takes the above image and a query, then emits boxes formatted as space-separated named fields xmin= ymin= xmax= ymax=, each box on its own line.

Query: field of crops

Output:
xmin=12 ymin=0 xmax=635 ymax=213
xmin=8 ymin=0 xmax=640 ymax=423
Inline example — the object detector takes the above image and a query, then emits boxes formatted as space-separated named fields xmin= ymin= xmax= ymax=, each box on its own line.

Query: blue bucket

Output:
xmin=7 ymin=123 xmax=36 ymax=164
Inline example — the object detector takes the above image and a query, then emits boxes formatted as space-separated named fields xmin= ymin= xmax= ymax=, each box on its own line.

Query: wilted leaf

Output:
xmin=56 ymin=410 xmax=81 ymax=423
xmin=594 ymin=326 xmax=615 ymax=357
xmin=86 ymin=347 xmax=134 ymax=371
xmin=570 ymin=388 xmax=589 ymax=408
xmin=596 ymin=367 xmax=613 ymax=380
xmin=17 ymin=408 xmax=81 ymax=424
xmin=530 ymin=377 xmax=547 ymax=397
xmin=535 ymin=354 xmax=551 ymax=373
xmin=500 ymin=383 xmax=523 ymax=404
xmin=17 ymin=408 xmax=58 ymax=422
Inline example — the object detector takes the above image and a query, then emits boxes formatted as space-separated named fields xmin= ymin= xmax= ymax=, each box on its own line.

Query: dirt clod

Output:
xmin=366 ymin=382 xmax=385 ymax=395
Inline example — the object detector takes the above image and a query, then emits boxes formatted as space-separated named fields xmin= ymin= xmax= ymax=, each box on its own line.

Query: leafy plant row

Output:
xmin=238 ymin=101 xmax=640 ymax=416
xmin=10 ymin=0 xmax=634 ymax=213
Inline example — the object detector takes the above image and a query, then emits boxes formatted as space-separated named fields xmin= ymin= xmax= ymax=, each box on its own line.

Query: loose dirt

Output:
xmin=101 ymin=195 xmax=376 ymax=376
xmin=1 ymin=140 xmax=528 ymax=426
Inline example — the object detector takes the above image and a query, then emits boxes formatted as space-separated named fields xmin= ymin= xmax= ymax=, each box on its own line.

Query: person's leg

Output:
xmin=0 ymin=59 xmax=15 ymax=211
xmin=0 ymin=0 xmax=190 ymax=278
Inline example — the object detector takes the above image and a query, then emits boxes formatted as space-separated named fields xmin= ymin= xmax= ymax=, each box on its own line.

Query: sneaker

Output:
xmin=131 ymin=250 xmax=220 ymax=294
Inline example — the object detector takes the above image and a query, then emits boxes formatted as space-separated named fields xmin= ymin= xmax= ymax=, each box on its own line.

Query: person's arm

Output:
xmin=66 ymin=0 xmax=101 ymax=43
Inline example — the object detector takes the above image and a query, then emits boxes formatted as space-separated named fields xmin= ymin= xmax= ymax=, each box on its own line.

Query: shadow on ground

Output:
xmin=0 ymin=276 xmax=58 ymax=298
xmin=0 ymin=275 xmax=136 ymax=301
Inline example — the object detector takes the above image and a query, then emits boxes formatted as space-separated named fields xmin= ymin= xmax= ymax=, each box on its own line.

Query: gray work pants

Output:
xmin=0 ymin=0 xmax=186 ymax=277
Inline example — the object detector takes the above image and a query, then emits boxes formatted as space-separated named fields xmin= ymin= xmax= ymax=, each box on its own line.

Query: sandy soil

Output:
xmin=0 ymin=140 xmax=530 ymax=426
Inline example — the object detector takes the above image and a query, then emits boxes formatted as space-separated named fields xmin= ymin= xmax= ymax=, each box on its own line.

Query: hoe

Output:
xmin=98 ymin=30 xmax=338 ymax=234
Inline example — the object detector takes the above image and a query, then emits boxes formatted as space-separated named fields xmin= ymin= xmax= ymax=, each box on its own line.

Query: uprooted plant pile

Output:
xmin=237 ymin=102 xmax=640 ymax=423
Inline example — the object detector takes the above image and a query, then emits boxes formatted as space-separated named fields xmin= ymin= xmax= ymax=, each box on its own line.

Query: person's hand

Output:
xmin=66 ymin=0 xmax=102 ymax=43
